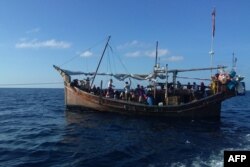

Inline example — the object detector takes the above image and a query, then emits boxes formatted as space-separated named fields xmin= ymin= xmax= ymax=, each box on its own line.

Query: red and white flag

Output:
xmin=212 ymin=8 xmax=216 ymax=38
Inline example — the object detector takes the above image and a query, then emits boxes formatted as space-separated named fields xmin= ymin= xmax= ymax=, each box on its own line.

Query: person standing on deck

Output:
xmin=177 ymin=81 xmax=182 ymax=89
xmin=187 ymin=82 xmax=192 ymax=90
xmin=135 ymin=84 xmax=140 ymax=101
xmin=124 ymin=79 xmax=131 ymax=101
xmin=85 ymin=77 xmax=90 ymax=90
xmin=192 ymin=82 xmax=199 ymax=99
xmin=108 ymin=79 xmax=115 ymax=89
xmin=107 ymin=79 xmax=115 ymax=98
xmin=193 ymin=82 xmax=198 ymax=92
xmin=200 ymin=82 xmax=206 ymax=97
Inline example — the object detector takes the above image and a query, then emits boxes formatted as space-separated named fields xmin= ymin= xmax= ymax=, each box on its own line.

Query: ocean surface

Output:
xmin=0 ymin=88 xmax=249 ymax=167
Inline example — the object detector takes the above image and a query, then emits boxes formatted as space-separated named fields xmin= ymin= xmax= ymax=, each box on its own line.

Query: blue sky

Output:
xmin=0 ymin=0 xmax=249 ymax=89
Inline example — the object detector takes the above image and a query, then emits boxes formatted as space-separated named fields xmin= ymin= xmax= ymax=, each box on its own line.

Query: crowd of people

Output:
xmin=71 ymin=77 xmax=209 ymax=106
xmin=105 ymin=79 xmax=148 ymax=103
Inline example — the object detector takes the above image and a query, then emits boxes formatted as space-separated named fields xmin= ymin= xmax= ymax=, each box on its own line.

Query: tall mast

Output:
xmin=90 ymin=36 xmax=111 ymax=88
xmin=153 ymin=41 xmax=158 ymax=99
xmin=155 ymin=41 xmax=158 ymax=67
xmin=209 ymin=8 xmax=216 ymax=75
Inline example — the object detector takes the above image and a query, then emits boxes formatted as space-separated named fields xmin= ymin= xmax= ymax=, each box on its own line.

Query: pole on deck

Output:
xmin=165 ymin=64 xmax=168 ymax=105
xmin=154 ymin=41 xmax=158 ymax=99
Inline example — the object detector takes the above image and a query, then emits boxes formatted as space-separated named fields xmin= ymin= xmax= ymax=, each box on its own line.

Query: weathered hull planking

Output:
xmin=64 ymin=83 xmax=231 ymax=119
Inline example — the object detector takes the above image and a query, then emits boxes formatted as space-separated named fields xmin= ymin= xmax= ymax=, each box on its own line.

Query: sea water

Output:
xmin=0 ymin=88 xmax=249 ymax=167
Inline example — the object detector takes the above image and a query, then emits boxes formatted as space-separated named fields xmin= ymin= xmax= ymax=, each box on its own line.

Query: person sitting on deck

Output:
xmin=114 ymin=90 xmax=119 ymax=99
xmin=146 ymin=91 xmax=154 ymax=106
xmin=92 ymin=85 xmax=97 ymax=94
xmin=168 ymin=84 xmax=174 ymax=95
xmin=130 ymin=90 xmax=136 ymax=101
xmin=96 ymin=87 xmax=101 ymax=95
xmin=106 ymin=87 xmax=114 ymax=98
xmin=79 ymin=77 xmax=91 ymax=91
xmin=120 ymin=91 xmax=125 ymax=100
xmin=71 ymin=79 xmax=79 ymax=88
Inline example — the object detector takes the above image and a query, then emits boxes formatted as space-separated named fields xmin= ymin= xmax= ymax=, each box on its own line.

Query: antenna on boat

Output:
xmin=90 ymin=36 xmax=111 ymax=88
xmin=232 ymin=52 xmax=237 ymax=71
xmin=209 ymin=7 xmax=216 ymax=76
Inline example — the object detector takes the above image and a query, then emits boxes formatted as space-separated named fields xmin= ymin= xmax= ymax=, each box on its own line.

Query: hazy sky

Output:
xmin=0 ymin=0 xmax=249 ymax=89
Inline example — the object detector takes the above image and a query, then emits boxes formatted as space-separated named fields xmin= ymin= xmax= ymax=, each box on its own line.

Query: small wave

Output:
xmin=191 ymin=155 xmax=223 ymax=167
xmin=246 ymin=134 xmax=250 ymax=141
xmin=170 ymin=162 xmax=186 ymax=167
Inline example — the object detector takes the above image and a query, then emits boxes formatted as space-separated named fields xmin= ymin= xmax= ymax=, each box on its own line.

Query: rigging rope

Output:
xmin=108 ymin=40 xmax=138 ymax=88
xmin=0 ymin=82 xmax=63 ymax=86
xmin=108 ymin=44 xmax=115 ymax=75
xmin=60 ymin=37 xmax=107 ymax=67
xmin=106 ymin=49 xmax=112 ymax=75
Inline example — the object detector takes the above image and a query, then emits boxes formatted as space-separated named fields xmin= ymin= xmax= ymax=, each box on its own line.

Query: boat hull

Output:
xmin=64 ymin=84 xmax=229 ymax=119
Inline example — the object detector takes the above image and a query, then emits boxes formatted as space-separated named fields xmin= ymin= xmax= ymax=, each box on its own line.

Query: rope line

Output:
xmin=60 ymin=37 xmax=107 ymax=67
xmin=0 ymin=82 xmax=63 ymax=86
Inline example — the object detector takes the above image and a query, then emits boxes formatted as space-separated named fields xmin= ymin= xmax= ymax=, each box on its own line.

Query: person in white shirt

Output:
xmin=108 ymin=79 xmax=114 ymax=89
xmin=107 ymin=79 xmax=115 ymax=98
xmin=124 ymin=79 xmax=131 ymax=101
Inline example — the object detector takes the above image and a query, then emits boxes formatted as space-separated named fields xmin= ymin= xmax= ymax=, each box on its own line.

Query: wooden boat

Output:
xmin=54 ymin=8 xmax=246 ymax=119
xmin=53 ymin=37 xmax=242 ymax=119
